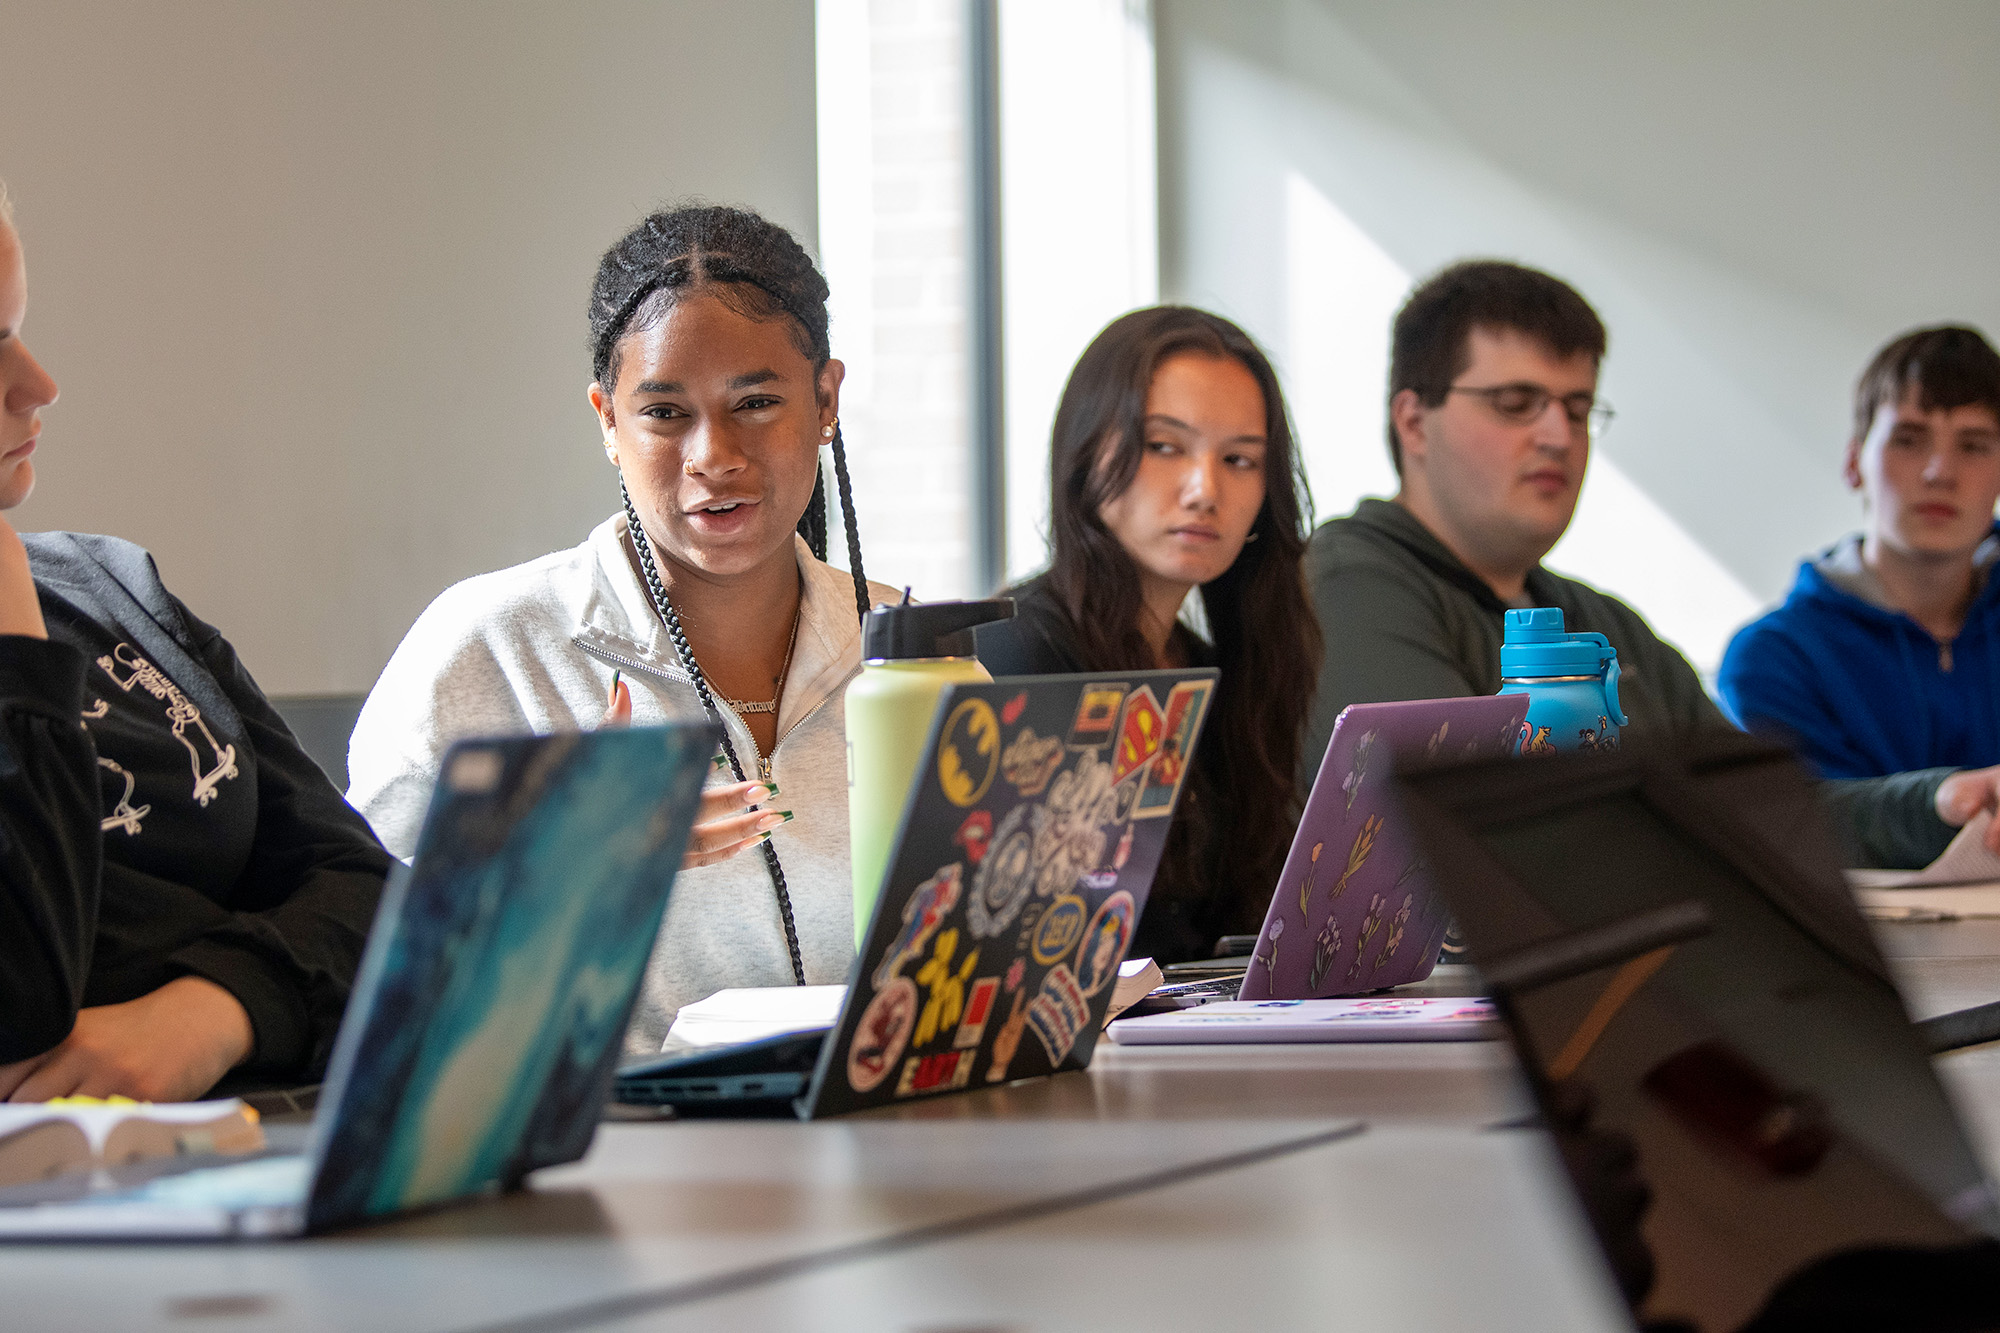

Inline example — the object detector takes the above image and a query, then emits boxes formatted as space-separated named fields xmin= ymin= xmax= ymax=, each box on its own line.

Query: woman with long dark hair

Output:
xmin=974 ymin=306 xmax=1320 ymax=961
xmin=348 ymin=205 xmax=896 ymax=1050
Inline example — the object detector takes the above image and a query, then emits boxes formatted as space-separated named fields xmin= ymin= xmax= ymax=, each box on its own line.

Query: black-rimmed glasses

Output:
xmin=1446 ymin=382 xmax=1614 ymax=436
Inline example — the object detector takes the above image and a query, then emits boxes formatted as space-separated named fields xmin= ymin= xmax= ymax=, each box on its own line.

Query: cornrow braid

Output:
xmin=588 ymin=204 xmax=869 ymax=613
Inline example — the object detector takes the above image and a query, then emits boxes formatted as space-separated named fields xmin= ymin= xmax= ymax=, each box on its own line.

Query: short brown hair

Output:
xmin=1385 ymin=260 xmax=1607 ymax=475
xmin=1852 ymin=325 xmax=2000 ymax=441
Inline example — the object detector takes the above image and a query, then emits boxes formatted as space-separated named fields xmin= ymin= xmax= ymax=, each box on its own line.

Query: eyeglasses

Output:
xmin=1446 ymin=382 xmax=1615 ymax=437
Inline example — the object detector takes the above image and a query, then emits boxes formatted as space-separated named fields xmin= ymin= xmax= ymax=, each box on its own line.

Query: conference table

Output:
xmin=6 ymin=927 xmax=1999 ymax=1332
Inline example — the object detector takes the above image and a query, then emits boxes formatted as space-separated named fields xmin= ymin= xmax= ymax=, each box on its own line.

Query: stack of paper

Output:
xmin=663 ymin=985 xmax=847 ymax=1049
xmin=1849 ymin=811 xmax=2000 ymax=919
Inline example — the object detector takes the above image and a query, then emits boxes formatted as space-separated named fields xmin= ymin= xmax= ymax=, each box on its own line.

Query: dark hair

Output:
xmin=1853 ymin=325 xmax=2000 ymax=440
xmin=588 ymin=202 xmax=867 ymax=614
xmin=1386 ymin=260 xmax=1607 ymax=475
xmin=1043 ymin=306 xmax=1320 ymax=955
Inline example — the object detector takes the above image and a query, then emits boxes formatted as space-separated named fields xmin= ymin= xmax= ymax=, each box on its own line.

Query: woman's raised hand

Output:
xmin=683 ymin=778 xmax=791 ymax=870
xmin=0 ymin=515 xmax=45 ymax=639
xmin=597 ymin=674 xmax=788 ymax=869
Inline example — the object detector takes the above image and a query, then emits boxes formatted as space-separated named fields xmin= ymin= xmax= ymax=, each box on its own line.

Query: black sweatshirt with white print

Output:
xmin=0 ymin=532 xmax=389 ymax=1082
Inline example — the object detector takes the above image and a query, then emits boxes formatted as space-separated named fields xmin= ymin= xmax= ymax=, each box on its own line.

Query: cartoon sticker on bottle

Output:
xmin=954 ymin=976 xmax=1002 ymax=1048
xmin=873 ymin=863 xmax=962 ymax=988
xmin=1031 ymin=894 xmax=1088 ymax=964
xmin=1135 ymin=680 xmax=1213 ymax=818
xmin=847 ymin=977 xmax=918 ymax=1093
xmin=1026 ymin=963 xmax=1090 ymax=1065
xmin=1001 ymin=690 xmax=1029 ymax=726
xmin=985 ymin=990 xmax=1031 ymax=1082
xmin=1112 ymin=687 xmax=1165 ymax=783
xmin=968 ymin=803 xmax=1037 ymax=938
xmin=1067 ymin=683 xmax=1127 ymax=750
xmin=1001 ymin=726 xmax=1064 ymax=797
xmin=895 ymin=1049 xmax=976 ymax=1097
xmin=937 ymin=697 xmax=1002 ymax=807
xmin=1072 ymin=890 xmax=1135 ymax=997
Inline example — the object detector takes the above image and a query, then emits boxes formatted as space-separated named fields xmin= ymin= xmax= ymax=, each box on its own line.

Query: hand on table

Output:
xmin=1935 ymin=767 xmax=2000 ymax=855
xmin=0 ymin=976 xmax=254 ymax=1102
xmin=598 ymin=671 xmax=789 ymax=870
xmin=0 ymin=512 xmax=46 ymax=640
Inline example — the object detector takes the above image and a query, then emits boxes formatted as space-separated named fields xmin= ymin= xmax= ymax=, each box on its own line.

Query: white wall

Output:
xmin=1156 ymin=0 xmax=2000 ymax=673
xmin=0 ymin=0 xmax=818 ymax=694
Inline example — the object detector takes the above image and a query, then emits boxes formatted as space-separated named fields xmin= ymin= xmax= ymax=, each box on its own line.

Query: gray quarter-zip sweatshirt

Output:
xmin=346 ymin=514 xmax=898 ymax=1054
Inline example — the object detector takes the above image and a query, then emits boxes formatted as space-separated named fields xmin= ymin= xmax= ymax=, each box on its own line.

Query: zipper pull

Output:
xmin=759 ymin=754 xmax=774 ymax=784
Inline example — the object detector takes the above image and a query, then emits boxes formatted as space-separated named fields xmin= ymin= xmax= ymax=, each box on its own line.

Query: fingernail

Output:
xmin=712 ymin=753 xmax=727 ymax=770
xmin=760 ymin=782 xmax=780 ymax=799
xmin=756 ymin=810 xmax=792 ymax=832
xmin=609 ymin=669 xmax=622 ymax=698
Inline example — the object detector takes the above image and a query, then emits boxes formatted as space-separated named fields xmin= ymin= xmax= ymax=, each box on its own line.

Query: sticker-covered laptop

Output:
xmin=0 ymin=723 xmax=715 ymax=1239
xmin=1236 ymin=694 xmax=1527 ymax=1001
xmin=616 ymin=668 xmax=1217 ymax=1117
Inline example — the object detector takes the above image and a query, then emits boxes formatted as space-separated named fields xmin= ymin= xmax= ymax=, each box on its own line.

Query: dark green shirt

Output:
xmin=1304 ymin=499 xmax=1954 ymax=869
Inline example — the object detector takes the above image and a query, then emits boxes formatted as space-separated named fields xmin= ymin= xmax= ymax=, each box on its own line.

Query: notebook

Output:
xmin=1394 ymin=731 xmax=2000 ymax=1332
xmin=0 ymin=723 xmax=716 ymax=1239
xmin=1106 ymin=995 xmax=1500 ymax=1045
xmin=1236 ymin=695 xmax=1528 ymax=1001
xmin=615 ymin=668 xmax=1218 ymax=1117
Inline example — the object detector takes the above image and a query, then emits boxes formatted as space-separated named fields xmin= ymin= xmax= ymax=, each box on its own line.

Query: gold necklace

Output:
xmin=717 ymin=601 xmax=802 ymax=716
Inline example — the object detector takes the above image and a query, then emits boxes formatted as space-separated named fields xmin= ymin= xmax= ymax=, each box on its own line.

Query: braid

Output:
xmin=829 ymin=425 xmax=870 ymax=622
xmin=798 ymin=467 xmax=830 ymax=562
xmin=620 ymin=483 xmax=808 ymax=987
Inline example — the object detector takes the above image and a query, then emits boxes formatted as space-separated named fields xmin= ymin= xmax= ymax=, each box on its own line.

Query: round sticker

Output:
xmin=967 ymin=803 xmax=1037 ymax=938
xmin=1073 ymin=890 xmax=1136 ymax=996
xmin=1031 ymin=893 xmax=1088 ymax=965
xmin=846 ymin=976 xmax=918 ymax=1094
xmin=937 ymin=698 xmax=1001 ymax=807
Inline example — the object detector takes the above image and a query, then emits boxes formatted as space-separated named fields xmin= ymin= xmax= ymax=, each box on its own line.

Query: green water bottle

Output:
xmin=845 ymin=596 xmax=1015 ymax=948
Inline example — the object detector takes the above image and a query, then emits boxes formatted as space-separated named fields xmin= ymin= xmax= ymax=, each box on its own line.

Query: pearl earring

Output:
xmin=822 ymin=424 xmax=836 ymax=439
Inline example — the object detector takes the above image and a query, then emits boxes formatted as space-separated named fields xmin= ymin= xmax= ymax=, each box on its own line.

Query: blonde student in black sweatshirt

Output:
xmin=0 ymin=186 xmax=390 ymax=1102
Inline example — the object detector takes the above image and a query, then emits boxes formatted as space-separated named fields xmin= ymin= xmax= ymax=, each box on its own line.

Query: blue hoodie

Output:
xmin=1719 ymin=528 xmax=2000 ymax=779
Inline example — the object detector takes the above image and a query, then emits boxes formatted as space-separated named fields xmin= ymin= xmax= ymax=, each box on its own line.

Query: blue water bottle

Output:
xmin=1499 ymin=608 xmax=1628 ymax=754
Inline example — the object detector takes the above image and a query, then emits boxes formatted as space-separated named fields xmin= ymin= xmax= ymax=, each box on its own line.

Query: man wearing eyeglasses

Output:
xmin=1302 ymin=259 xmax=2000 ymax=868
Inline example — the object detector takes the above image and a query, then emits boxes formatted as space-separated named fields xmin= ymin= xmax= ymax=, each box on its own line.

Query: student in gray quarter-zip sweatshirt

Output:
xmin=347 ymin=513 xmax=897 ymax=1055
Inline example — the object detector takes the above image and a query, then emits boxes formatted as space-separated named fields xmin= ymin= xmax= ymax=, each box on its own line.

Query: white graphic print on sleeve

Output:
xmin=95 ymin=644 xmax=239 ymax=806
xmin=96 ymin=757 xmax=150 ymax=835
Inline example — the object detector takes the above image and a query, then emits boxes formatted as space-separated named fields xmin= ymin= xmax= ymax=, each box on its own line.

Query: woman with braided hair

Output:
xmin=348 ymin=205 xmax=896 ymax=1053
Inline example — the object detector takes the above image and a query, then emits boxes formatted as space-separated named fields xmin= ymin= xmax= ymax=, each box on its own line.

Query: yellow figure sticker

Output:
xmin=937 ymin=698 xmax=1002 ymax=807
xmin=913 ymin=927 xmax=981 ymax=1048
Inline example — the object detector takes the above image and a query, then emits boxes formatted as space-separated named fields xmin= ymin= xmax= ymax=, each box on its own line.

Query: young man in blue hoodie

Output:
xmin=1720 ymin=327 xmax=2000 ymax=779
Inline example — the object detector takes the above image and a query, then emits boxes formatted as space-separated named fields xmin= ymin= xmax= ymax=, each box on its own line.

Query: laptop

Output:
xmin=615 ymin=668 xmax=1218 ymax=1117
xmin=0 ymin=723 xmax=716 ymax=1239
xmin=1394 ymin=732 xmax=2000 ymax=1331
xmin=1235 ymin=695 xmax=1527 ymax=1001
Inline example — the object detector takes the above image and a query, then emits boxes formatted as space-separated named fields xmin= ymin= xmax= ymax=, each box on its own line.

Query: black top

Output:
xmin=974 ymin=575 xmax=1249 ymax=962
xmin=0 ymin=532 xmax=391 ymax=1079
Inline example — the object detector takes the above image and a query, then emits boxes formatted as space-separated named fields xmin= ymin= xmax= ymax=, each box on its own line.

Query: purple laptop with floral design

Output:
xmin=1236 ymin=696 xmax=1527 ymax=1000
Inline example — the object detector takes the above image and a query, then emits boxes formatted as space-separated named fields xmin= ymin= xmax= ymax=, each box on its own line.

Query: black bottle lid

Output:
xmin=862 ymin=595 xmax=1015 ymax=661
